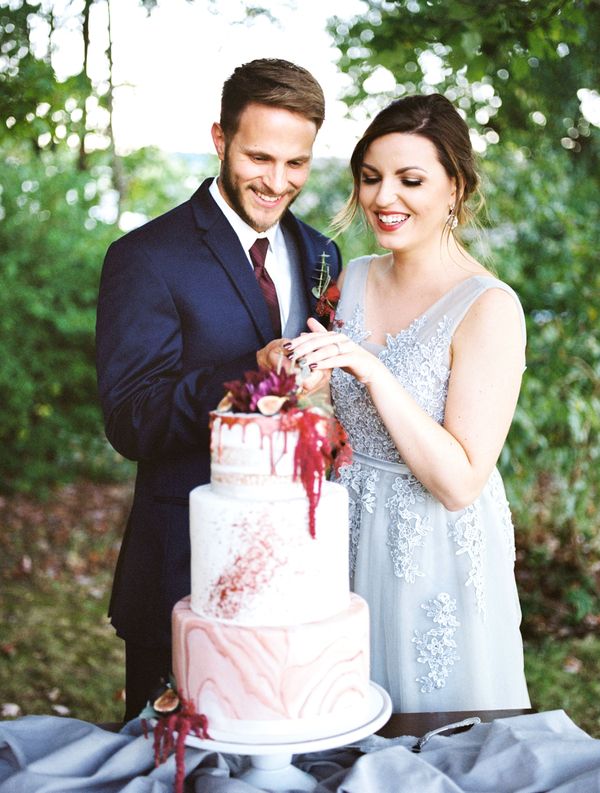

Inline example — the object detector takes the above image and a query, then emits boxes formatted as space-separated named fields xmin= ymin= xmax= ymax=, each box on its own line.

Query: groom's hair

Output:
xmin=220 ymin=58 xmax=325 ymax=138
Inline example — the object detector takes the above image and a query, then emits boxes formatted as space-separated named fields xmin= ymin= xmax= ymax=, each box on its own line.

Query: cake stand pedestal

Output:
xmin=185 ymin=681 xmax=392 ymax=792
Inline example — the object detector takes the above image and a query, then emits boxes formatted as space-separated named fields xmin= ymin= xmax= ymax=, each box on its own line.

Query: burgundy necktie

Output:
xmin=249 ymin=237 xmax=282 ymax=337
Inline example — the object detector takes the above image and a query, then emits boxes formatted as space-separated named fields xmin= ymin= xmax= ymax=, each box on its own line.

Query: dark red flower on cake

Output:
xmin=216 ymin=365 xmax=353 ymax=539
xmin=141 ymin=685 xmax=210 ymax=793
xmin=222 ymin=367 xmax=299 ymax=414
xmin=282 ymin=408 xmax=351 ymax=538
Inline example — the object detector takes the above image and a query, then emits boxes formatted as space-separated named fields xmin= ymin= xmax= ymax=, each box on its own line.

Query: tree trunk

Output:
xmin=77 ymin=0 xmax=93 ymax=171
xmin=106 ymin=0 xmax=125 ymax=217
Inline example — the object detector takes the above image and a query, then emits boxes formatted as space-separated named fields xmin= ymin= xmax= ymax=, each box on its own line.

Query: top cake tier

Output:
xmin=210 ymin=410 xmax=314 ymax=500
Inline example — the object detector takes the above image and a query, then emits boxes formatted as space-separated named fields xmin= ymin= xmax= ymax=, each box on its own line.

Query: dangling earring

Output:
xmin=447 ymin=205 xmax=458 ymax=231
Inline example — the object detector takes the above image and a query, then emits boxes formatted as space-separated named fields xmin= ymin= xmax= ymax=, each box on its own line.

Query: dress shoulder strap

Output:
xmin=435 ymin=275 xmax=526 ymax=347
xmin=335 ymin=255 xmax=372 ymax=322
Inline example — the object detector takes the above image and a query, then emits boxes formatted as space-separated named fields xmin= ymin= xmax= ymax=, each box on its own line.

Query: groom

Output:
xmin=95 ymin=58 xmax=342 ymax=721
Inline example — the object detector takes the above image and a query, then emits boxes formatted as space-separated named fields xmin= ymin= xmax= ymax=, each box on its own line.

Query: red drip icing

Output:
xmin=214 ymin=412 xmax=285 ymax=474
xmin=211 ymin=410 xmax=351 ymax=538
xmin=284 ymin=410 xmax=351 ymax=539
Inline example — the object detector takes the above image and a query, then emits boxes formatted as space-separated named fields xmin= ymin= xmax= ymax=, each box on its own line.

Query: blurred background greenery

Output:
xmin=1 ymin=0 xmax=599 ymax=734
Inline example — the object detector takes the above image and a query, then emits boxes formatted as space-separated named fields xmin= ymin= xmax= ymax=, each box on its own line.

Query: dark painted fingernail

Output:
xmin=309 ymin=363 xmax=317 ymax=370
xmin=286 ymin=352 xmax=294 ymax=359
xmin=282 ymin=342 xmax=292 ymax=349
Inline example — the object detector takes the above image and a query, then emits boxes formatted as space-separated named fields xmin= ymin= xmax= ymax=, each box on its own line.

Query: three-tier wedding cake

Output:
xmin=171 ymin=369 xmax=370 ymax=740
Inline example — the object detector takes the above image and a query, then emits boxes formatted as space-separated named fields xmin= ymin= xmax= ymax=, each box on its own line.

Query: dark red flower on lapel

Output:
xmin=315 ymin=282 xmax=342 ymax=328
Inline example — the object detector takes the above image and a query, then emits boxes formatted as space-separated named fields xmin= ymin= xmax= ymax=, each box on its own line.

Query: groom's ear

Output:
xmin=211 ymin=122 xmax=226 ymax=161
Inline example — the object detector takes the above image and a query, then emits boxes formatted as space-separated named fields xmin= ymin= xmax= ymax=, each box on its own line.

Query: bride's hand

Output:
xmin=287 ymin=317 xmax=383 ymax=385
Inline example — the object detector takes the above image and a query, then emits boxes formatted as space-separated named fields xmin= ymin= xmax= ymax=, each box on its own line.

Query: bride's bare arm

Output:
xmin=289 ymin=288 xmax=525 ymax=511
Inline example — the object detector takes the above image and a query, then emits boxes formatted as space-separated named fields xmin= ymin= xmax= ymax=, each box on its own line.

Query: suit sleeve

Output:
xmin=95 ymin=239 xmax=258 ymax=462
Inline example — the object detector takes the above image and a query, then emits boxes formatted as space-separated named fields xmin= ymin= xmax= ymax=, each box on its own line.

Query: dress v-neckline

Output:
xmin=361 ymin=257 xmax=488 ymax=349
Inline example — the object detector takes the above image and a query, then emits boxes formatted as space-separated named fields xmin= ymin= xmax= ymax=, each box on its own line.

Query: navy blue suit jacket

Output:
xmin=96 ymin=178 xmax=342 ymax=646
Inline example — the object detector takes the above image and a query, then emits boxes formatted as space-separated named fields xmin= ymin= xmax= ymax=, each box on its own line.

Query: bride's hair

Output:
xmin=333 ymin=93 xmax=483 ymax=234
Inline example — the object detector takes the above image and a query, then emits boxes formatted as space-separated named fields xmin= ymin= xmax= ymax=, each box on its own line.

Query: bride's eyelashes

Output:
xmin=359 ymin=173 xmax=424 ymax=187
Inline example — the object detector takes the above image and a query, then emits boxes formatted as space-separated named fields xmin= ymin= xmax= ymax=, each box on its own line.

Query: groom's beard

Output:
xmin=219 ymin=155 xmax=300 ymax=233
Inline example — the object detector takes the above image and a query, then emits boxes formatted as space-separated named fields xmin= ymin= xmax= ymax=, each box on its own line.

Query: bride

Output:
xmin=288 ymin=93 xmax=531 ymax=712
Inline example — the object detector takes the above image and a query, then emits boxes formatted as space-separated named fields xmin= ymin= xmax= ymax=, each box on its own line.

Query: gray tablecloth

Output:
xmin=1 ymin=710 xmax=599 ymax=792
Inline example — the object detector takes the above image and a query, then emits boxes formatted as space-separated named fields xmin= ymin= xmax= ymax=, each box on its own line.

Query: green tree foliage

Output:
xmin=1 ymin=1 xmax=114 ymax=491
xmin=1 ymin=3 xmax=97 ymax=156
xmin=295 ymin=158 xmax=368 ymax=263
xmin=0 ymin=2 xmax=209 ymax=492
xmin=0 ymin=145 xmax=121 ymax=491
xmin=330 ymin=0 xmax=598 ymax=161
xmin=328 ymin=0 xmax=600 ymax=633
xmin=484 ymin=144 xmax=600 ymax=636
xmin=0 ymin=139 xmax=217 ymax=493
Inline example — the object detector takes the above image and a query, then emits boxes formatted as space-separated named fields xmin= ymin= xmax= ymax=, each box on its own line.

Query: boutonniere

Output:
xmin=311 ymin=252 xmax=343 ymax=328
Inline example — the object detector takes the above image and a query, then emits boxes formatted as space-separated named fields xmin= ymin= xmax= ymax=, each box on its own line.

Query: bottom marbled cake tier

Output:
xmin=172 ymin=594 xmax=370 ymax=739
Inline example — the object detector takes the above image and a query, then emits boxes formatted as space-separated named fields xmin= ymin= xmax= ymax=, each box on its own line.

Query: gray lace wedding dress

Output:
xmin=330 ymin=256 xmax=531 ymax=712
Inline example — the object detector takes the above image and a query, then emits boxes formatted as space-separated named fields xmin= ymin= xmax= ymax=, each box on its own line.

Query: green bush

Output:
xmin=0 ymin=146 xmax=125 ymax=492
xmin=481 ymin=143 xmax=600 ymax=634
xmin=0 ymin=145 xmax=219 ymax=494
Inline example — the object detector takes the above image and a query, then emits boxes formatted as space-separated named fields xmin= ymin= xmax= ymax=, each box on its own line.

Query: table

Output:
xmin=99 ymin=708 xmax=534 ymax=738
xmin=377 ymin=707 xmax=534 ymax=738
xmin=4 ymin=707 xmax=597 ymax=793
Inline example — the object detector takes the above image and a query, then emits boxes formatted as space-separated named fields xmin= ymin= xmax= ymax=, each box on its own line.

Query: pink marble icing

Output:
xmin=172 ymin=594 xmax=370 ymax=734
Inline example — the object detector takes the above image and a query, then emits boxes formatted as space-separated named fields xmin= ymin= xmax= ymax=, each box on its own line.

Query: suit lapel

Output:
xmin=281 ymin=212 xmax=338 ymax=320
xmin=281 ymin=212 xmax=319 ymax=315
xmin=190 ymin=180 xmax=275 ymax=344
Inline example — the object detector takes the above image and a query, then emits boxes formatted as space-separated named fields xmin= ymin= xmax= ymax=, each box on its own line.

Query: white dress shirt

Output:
xmin=209 ymin=178 xmax=293 ymax=331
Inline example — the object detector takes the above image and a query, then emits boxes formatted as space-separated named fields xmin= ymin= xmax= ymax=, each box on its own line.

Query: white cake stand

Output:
xmin=185 ymin=681 xmax=392 ymax=792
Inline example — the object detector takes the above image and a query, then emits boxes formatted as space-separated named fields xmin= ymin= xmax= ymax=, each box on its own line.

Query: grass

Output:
xmin=0 ymin=480 xmax=129 ymax=724
xmin=1 ymin=579 xmax=125 ymax=723
xmin=1 ymin=480 xmax=599 ymax=735
xmin=524 ymin=635 xmax=600 ymax=737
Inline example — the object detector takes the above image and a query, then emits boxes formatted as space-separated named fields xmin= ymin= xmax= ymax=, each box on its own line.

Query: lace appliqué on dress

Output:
xmin=332 ymin=306 xmax=400 ymax=461
xmin=380 ymin=314 xmax=453 ymax=426
xmin=336 ymin=303 xmax=371 ymax=348
xmin=331 ymin=305 xmax=452 ymax=463
xmin=337 ymin=462 xmax=379 ymax=576
xmin=488 ymin=468 xmax=516 ymax=561
xmin=386 ymin=473 xmax=432 ymax=582
xmin=447 ymin=470 xmax=517 ymax=618
xmin=448 ymin=504 xmax=486 ymax=617
xmin=413 ymin=592 xmax=460 ymax=694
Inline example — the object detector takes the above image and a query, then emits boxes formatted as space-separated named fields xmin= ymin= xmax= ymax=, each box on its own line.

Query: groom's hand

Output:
xmin=256 ymin=338 xmax=293 ymax=372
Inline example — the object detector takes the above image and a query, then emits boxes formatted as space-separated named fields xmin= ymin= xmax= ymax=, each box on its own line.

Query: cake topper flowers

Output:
xmin=215 ymin=365 xmax=351 ymax=538
xmin=218 ymin=367 xmax=299 ymax=415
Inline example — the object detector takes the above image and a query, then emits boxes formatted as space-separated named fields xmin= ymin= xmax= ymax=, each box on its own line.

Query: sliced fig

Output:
xmin=256 ymin=395 xmax=288 ymax=415
xmin=216 ymin=393 xmax=234 ymax=412
xmin=153 ymin=687 xmax=180 ymax=714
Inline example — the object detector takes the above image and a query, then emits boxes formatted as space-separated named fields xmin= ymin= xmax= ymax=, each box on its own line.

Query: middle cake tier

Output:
xmin=190 ymin=480 xmax=349 ymax=626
